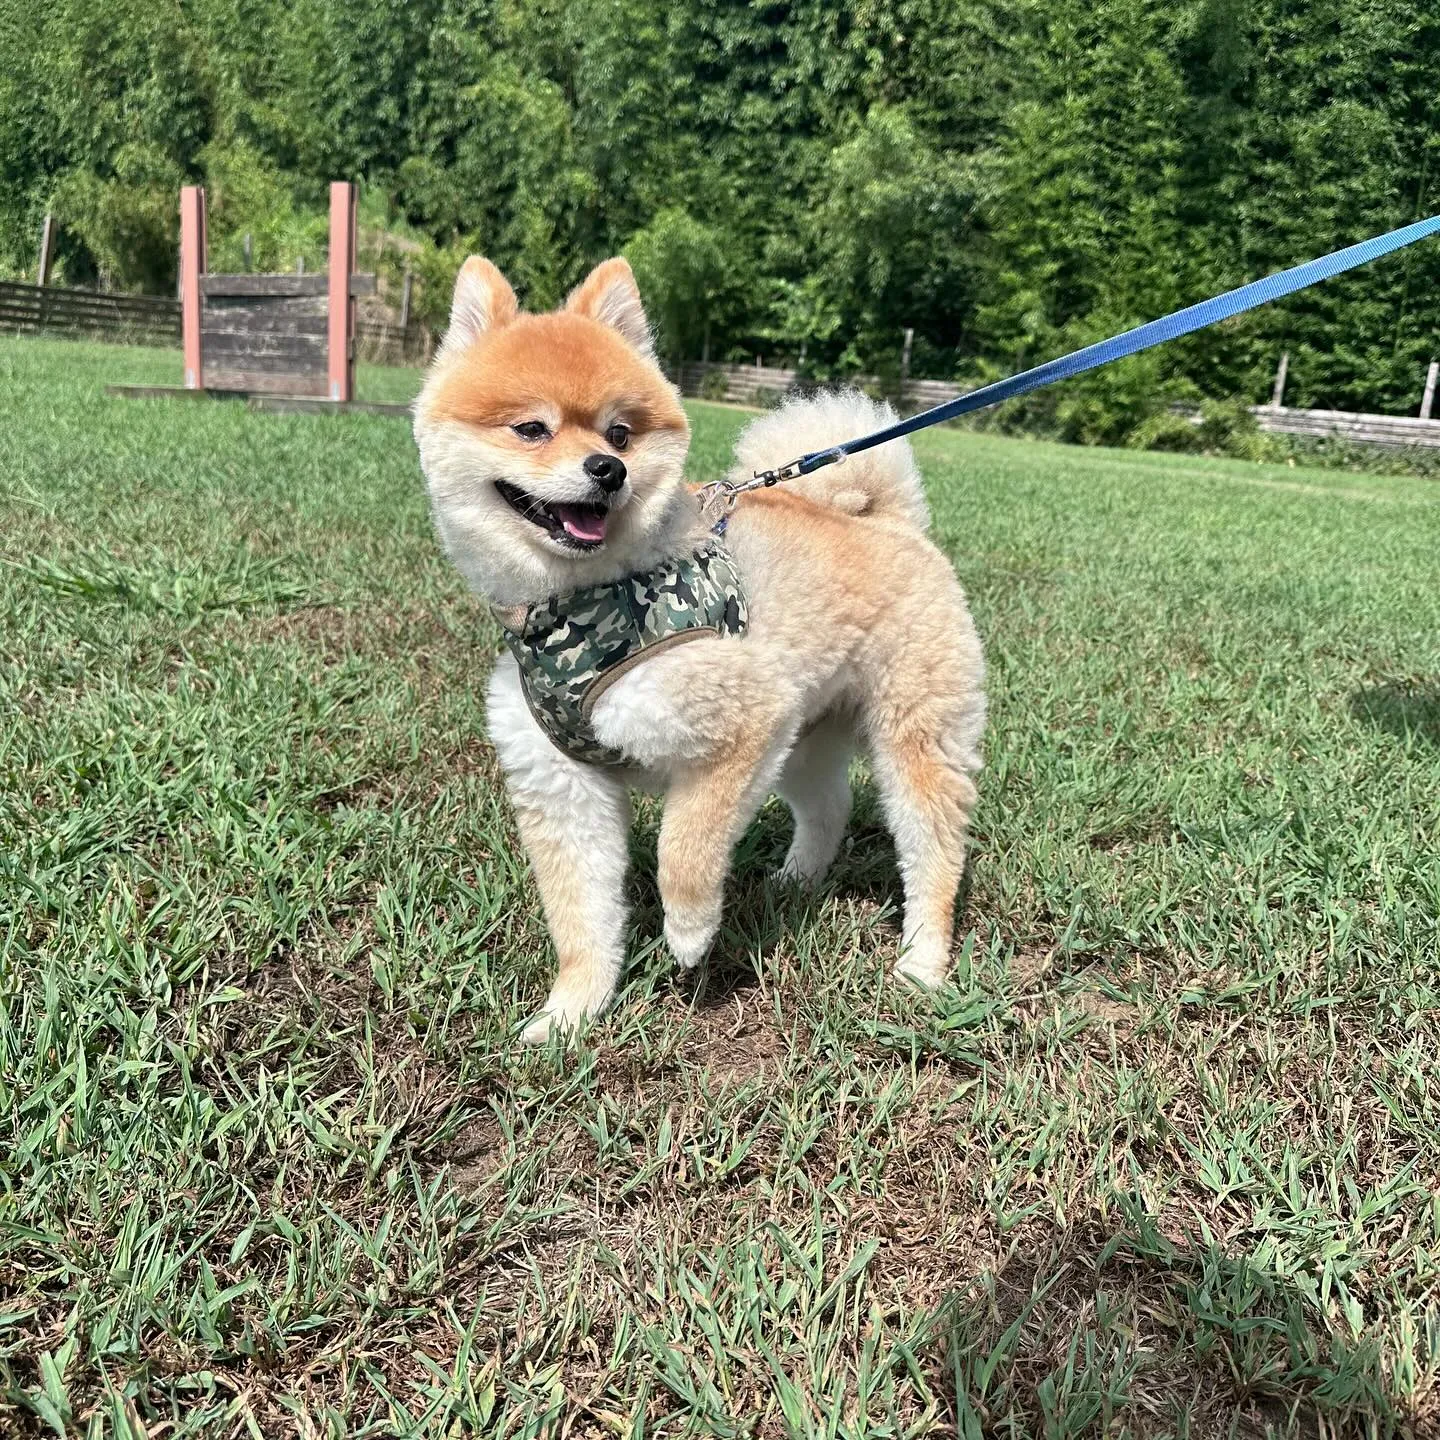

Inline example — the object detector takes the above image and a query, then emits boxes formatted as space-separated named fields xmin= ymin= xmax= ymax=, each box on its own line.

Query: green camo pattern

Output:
xmin=502 ymin=543 xmax=748 ymax=767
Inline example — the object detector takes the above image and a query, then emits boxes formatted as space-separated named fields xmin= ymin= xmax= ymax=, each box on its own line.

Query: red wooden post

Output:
xmin=180 ymin=186 xmax=206 ymax=389
xmin=327 ymin=182 xmax=357 ymax=402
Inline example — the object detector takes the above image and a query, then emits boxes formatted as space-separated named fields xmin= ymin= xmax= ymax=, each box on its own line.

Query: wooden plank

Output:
xmin=106 ymin=384 xmax=411 ymax=419
xmin=202 ymin=367 xmax=331 ymax=396
xmin=200 ymin=352 xmax=326 ymax=382
xmin=203 ymin=274 xmax=329 ymax=297
xmin=106 ymin=384 xmax=218 ymax=402
xmin=200 ymin=272 xmax=376 ymax=297
xmin=40 ymin=313 xmax=180 ymax=336
xmin=201 ymin=305 xmax=328 ymax=336
xmin=200 ymin=329 xmax=327 ymax=358
xmin=248 ymin=395 xmax=411 ymax=418
xmin=198 ymin=349 xmax=326 ymax=377
xmin=50 ymin=293 xmax=182 ymax=315
xmin=328 ymin=182 xmax=357 ymax=402
xmin=0 ymin=306 xmax=178 ymax=336
xmin=1251 ymin=405 xmax=1440 ymax=449
xmin=206 ymin=290 xmax=326 ymax=309
xmin=199 ymin=354 xmax=327 ymax=381
xmin=0 ymin=309 xmax=178 ymax=333
xmin=1257 ymin=405 xmax=1440 ymax=433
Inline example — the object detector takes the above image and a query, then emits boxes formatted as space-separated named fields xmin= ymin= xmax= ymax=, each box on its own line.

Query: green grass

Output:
xmin=2 ymin=336 xmax=1439 ymax=1438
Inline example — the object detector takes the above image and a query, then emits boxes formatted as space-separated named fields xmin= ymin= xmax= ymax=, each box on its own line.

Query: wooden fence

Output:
xmin=677 ymin=361 xmax=1440 ymax=452
xmin=355 ymin=317 xmax=431 ymax=366
xmin=0 ymin=276 xmax=428 ymax=366
xmin=673 ymin=361 xmax=977 ymax=415
xmin=0 ymin=280 xmax=179 ymax=345
xmin=1250 ymin=404 xmax=1440 ymax=450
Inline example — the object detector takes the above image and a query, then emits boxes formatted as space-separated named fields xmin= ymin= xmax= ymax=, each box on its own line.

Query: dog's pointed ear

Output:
xmin=565 ymin=258 xmax=654 ymax=357
xmin=442 ymin=257 xmax=518 ymax=355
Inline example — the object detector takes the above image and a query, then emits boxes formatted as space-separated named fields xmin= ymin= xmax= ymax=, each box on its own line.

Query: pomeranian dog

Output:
xmin=413 ymin=255 xmax=985 ymax=1043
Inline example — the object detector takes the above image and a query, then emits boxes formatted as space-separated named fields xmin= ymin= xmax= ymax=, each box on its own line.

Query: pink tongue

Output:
xmin=555 ymin=505 xmax=608 ymax=543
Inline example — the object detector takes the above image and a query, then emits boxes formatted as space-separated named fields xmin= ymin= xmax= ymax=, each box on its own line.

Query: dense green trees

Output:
xmin=2 ymin=0 xmax=1438 ymax=428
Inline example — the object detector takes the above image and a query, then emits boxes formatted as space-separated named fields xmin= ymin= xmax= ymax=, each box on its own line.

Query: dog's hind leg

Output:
xmin=859 ymin=596 xmax=985 ymax=988
xmin=775 ymin=713 xmax=855 ymax=886
xmin=488 ymin=658 xmax=631 ymax=1044
xmin=866 ymin=715 xmax=980 ymax=987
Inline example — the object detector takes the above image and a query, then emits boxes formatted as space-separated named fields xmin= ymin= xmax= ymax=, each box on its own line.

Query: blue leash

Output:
xmin=714 ymin=213 xmax=1440 ymax=496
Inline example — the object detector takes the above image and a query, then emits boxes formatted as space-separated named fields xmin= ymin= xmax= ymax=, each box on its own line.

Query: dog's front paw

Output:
xmin=665 ymin=909 xmax=718 ymax=970
xmin=520 ymin=1006 xmax=574 ymax=1046
xmin=519 ymin=979 xmax=613 ymax=1046
xmin=893 ymin=941 xmax=950 ymax=990
xmin=774 ymin=847 xmax=828 ymax=888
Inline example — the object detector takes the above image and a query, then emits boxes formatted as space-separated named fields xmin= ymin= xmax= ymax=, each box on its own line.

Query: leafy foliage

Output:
xmin=2 ymin=0 xmax=1440 ymax=433
xmin=625 ymin=207 xmax=731 ymax=362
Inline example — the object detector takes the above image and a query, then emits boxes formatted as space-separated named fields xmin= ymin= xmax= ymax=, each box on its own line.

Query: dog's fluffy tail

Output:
xmin=727 ymin=390 xmax=930 ymax=531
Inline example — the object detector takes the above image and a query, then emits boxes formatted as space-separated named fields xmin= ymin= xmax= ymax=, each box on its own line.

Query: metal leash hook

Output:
xmin=696 ymin=447 xmax=849 ymax=518
xmin=695 ymin=477 xmax=740 ymax=515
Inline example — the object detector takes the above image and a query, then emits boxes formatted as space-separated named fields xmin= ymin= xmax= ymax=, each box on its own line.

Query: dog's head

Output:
xmin=413 ymin=256 xmax=692 ymax=604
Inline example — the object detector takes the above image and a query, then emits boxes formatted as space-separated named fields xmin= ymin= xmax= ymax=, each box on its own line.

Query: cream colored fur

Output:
xmin=413 ymin=259 xmax=986 ymax=1044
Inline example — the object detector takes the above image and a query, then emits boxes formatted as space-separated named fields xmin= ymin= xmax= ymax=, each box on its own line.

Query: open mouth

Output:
xmin=495 ymin=480 xmax=610 ymax=550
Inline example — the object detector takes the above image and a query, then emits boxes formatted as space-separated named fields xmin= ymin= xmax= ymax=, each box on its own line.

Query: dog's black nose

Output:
xmin=583 ymin=453 xmax=627 ymax=493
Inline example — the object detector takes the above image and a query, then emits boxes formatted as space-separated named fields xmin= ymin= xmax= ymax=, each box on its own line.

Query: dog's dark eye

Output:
xmin=605 ymin=422 xmax=630 ymax=451
xmin=512 ymin=420 xmax=549 ymax=442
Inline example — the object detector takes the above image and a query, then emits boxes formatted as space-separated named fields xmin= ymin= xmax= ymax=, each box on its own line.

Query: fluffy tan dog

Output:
xmin=413 ymin=255 xmax=986 ymax=1042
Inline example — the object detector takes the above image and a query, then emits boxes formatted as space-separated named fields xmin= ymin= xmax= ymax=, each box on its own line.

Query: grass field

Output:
xmin=3 ymin=336 xmax=1440 ymax=1438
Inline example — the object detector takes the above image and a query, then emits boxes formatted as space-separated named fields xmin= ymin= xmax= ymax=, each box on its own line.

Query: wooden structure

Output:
xmin=178 ymin=182 xmax=373 ymax=401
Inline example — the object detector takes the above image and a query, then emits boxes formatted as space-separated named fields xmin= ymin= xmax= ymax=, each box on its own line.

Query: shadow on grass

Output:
xmin=939 ymin=1205 xmax=1410 ymax=1436
xmin=1350 ymin=680 xmax=1440 ymax=748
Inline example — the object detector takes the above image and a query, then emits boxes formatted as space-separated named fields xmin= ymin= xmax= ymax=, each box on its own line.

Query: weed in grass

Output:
xmin=2 ymin=338 xmax=1440 ymax=1436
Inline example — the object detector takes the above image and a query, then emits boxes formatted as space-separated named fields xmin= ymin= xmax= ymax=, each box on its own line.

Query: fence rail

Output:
xmin=673 ymin=360 xmax=982 ymax=414
xmin=673 ymin=361 xmax=975 ymax=414
xmin=1251 ymin=405 xmax=1440 ymax=450
xmin=0 ymin=280 xmax=179 ymax=344
xmin=355 ymin=318 xmax=431 ymax=366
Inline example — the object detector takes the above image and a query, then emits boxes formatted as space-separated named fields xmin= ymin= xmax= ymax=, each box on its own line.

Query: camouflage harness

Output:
xmin=496 ymin=542 xmax=748 ymax=767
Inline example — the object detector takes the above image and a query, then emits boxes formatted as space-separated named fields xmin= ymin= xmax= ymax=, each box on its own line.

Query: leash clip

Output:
xmin=697 ymin=478 xmax=740 ymax=515
xmin=752 ymin=457 xmax=805 ymax=488
xmin=696 ymin=449 xmax=832 ymax=519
